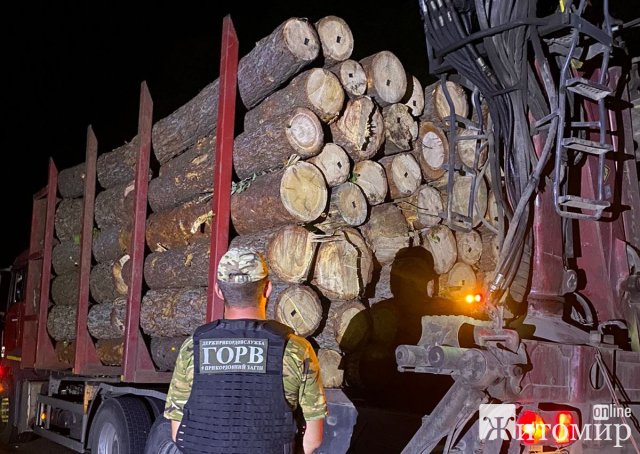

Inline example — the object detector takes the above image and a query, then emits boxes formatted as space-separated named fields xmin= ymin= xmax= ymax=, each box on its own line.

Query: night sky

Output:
xmin=2 ymin=1 xmax=429 ymax=267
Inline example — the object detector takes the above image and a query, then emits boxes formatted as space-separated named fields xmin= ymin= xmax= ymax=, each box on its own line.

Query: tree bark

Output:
xmin=402 ymin=75 xmax=425 ymax=117
xmin=414 ymin=122 xmax=449 ymax=182
xmin=398 ymin=184 xmax=443 ymax=230
xmin=273 ymin=284 xmax=323 ymax=337
xmin=315 ymin=16 xmax=353 ymax=65
xmin=96 ymin=140 xmax=138 ymax=189
xmin=314 ymin=182 xmax=368 ymax=233
xmin=360 ymin=51 xmax=407 ymax=106
xmin=52 ymin=240 xmax=80 ymax=275
xmin=318 ymin=349 xmax=343 ymax=388
xmin=55 ymin=341 xmax=75 ymax=364
xmin=141 ymin=287 xmax=207 ymax=337
xmin=58 ymin=163 xmax=86 ymax=198
xmin=382 ymin=104 xmax=418 ymax=155
xmin=148 ymin=136 xmax=215 ymax=213
xmin=234 ymin=108 xmax=324 ymax=180
xmin=144 ymin=238 xmax=209 ymax=289
xmin=359 ymin=203 xmax=411 ymax=266
xmin=265 ymin=225 xmax=318 ymax=283
xmin=87 ymin=298 xmax=127 ymax=339
xmin=423 ymin=80 xmax=469 ymax=122
xmin=307 ymin=143 xmax=350 ymax=188
xmin=55 ymin=198 xmax=83 ymax=242
xmin=151 ymin=336 xmax=188 ymax=371
xmin=419 ymin=225 xmax=457 ymax=274
xmin=51 ymin=271 xmax=79 ymax=306
xmin=93 ymin=225 xmax=132 ymax=263
xmin=313 ymin=234 xmax=363 ymax=301
xmin=230 ymin=162 xmax=328 ymax=235
xmin=94 ymin=181 xmax=134 ymax=229
xmin=329 ymin=96 xmax=384 ymax=162
xmin=146 ymin=195 xmax=212 ymax=252
xmin=378 ymin=154 xmax=422 ymax=200
xmin=90 ymin=258 xmax=129 ymax=305
xmin=244 ymin=69 xmax=344 ymax=130
xmin=351 ymin=160 xmax=388 ymax=206
xmin=438 ymin=262 xmax=477 ymax=300
xmin=326 ymin=60 xmax=366 ymax=98
xmin=48 ymin=305 xmax=77 ymax=341
xmin=456 ymin=230 xmax=483 ymax=266
xmin=96 ymin=338 xmax=124 ymax=366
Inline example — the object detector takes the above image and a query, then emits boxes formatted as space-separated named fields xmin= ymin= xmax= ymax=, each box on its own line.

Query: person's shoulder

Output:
xmin=284 ymin=334 xmax=312 ymax=359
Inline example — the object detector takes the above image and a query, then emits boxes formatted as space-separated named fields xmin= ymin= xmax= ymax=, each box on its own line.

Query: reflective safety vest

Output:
xmin=176 ymin=319 xmax=296 ymax=454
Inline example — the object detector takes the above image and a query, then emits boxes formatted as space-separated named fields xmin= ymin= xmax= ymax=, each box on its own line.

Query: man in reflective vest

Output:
xmin=164 ymin=247 xmax=327 ymax=453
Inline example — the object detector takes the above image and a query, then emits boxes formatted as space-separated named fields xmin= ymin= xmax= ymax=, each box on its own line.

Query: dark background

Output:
xmin=2 ymin=1 xmax=638 ymax=267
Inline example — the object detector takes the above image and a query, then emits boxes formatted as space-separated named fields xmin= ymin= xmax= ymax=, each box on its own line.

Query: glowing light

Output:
xmin=465 ymin=294 xmax=474 ymax=304
xmin=40 ymin=412 xmax=47 ymax=421
xmin=518 ymin=410 xmax=546 ymax=445
xmin=554 ymin=412 xmax=574 ymax=444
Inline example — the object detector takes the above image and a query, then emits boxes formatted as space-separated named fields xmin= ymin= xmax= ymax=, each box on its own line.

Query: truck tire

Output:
xmin=144 ymin=416 xmax=182 ymax=454
xmin=90 ymin=396 xmax=152 ymax=454
xmin=145 ymin=397 xmax=166 ymax=419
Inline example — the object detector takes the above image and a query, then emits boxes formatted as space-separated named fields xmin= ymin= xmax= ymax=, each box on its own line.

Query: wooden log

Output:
xmin=414 ymin=122 xmax=448 ymax=182
xmin=329 ymin=96 xmax=384 ymax=162
xmin=90 ymin=258 xmax=129 ymax=305
xmin=423 ymin=80 xmax=469 ymax=122
xmin=48 ymin=305 xmax=77 ymax=341
xmin=317 ymin=349 xmax=344 ymax=388
xmin=151 ymin=336 xmax=188 ymax=371
xmin=402 ymin=75 xmax=425 ymax=117
xmin=340 ymin=227 xmax=374 ymax=289
xmin=313 ymin=235 xmax=362 ymax=301
xmin=55 ymin=341 xmax=75 ymax=364
xmin=351 ymin=160 xmax=388 ymax=206
xmin=140 ymin=287 xmax=207 ymax=337
xmin=229 ymin=228 xmax=280 ymax=258
xmin=150 ymin=19 xmax=319 ymax=165
xmin=456 ymin=230 xmax=483 ymax=266
xmin=144 ymin=238 xmax=209 ymax=289
xmin=244 ymin=68 xmax=344 ymax=130
xmin=478 ymin=232 xmax=500 ymax=272
xmin=457 ymin=128 xmax=488 ymax=169
xmin=51 ymin=271 xmax=79 ymax=306
xmin=94 ymin=181 xmax=134 ymax=229
xmin=331 ymin=300 xmax=370 ymax=352
xmin=58 ymin=163 xmax=86 ymax=198
xmin=369 ymin=300 xmax=399 ymax=346
xmin=93 ymin=225 xmax=132 ymax=263
xmin=273 ymin=285 xmax=323 ymax=337
xmin=52 ymin=240 xmax=80 ymax=275
xmin=398 ymin=184 xmax=443 ymax=230
xmin=230 ymin=161 xmax=328 ymax=235
xmin=366 ymin=264 xmax=393 ymax=304
xmin=146 ymin=195 xmax=212 ymax=252
xmin=234 ymin=107 xmax=324 ymax=180
xmin=315 ymin=182 xmax=368 ymax=233
xmin=359 ymin=203 xmax=410 ymax=266
xmin=326 ymin=60 xmax=366 ymax=98
xmin=438 ymin=262 xmax=477 ymax=300
xmin=449 ymin=174 xmax=488 ymax=228
xmin=96 ymin=338 xmax=124 ymax=366
xmin=96 ymin=140 xmax=138 ymax=189
xmin=315 ymin=16 xmax=353 ymax=65
xmin=378 ymin=154 xmax=422 ymax=200
xmin=55 ymin=198 xmax=83 ymax=242
xmin=359 ymin=51 xmax=407 ymax=106
xmin=485 ymin=189 xmax=499 ymax=227
xmin=265 ymin=225 xmax=317 ymax=283
xmin=148 ymin=136 xmax=216 ymax=213
xmin=308 ymin=143 xmax=350 ymax=188
xmin=87 ymin=298 xmax=127 ymax=340
xmin=382 ymin=104 xmax=418 ymax=155
xmin=419 ymin=225 xmax=457 ymax=274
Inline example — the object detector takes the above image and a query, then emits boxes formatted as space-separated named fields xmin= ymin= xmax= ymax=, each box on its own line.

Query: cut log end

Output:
xmin=417 ymin=122 xmax=448 ymax=181
xmin=280 ymin=161 xmax=328 ymax=222
xmin=457 ymin=128 xmax=488 ymax=169
xmin=403 ymin=75 xmax=425 ymax=117
xmin=389 ymin=153 xmax=422 ymax=198
xmin=331 ymin=96 xmax=384 ymax=161
xmin=330 ymin=60 xmax=366 ymax=97
xmin=283 ymin=18 xmax=321 ymax=61
xmin=451 ymin=175 xmax=488 ymax=228
xmin=383 ymin=104 xmax=418 ymax=154
xmin=361 ymin=51 xmax=407 ymax=106
xmin=315 ymin=16 xmax=354 ymax=63
xmin=352 ymin=160 xmax=388 ymax=205
xmin=308 ymin=143 xmax=350 ymax=187
xmin=274 ymin=285 xmax=323 ymax=337
xmin=399 ymin=184 xmax=443 ymax=229
xmin=286 ymin=107 xmax=324 ymax=157
xmin=305 ymin=68 xmax=345 ymax=122
xmin=267 ymin=225 xmax=317 ymax=283
xmin=433 ymin=81 xmax=469 ymax=121
xmin=318 ymin=349 xmax=344 ymax=388
xmin=420 ymin=225 xmax=457 ymax=274
xmin=456 ymin=230 xmax=483 ymax=266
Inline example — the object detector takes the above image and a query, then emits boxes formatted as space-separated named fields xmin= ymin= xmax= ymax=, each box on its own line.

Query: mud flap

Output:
xmin=317 ymin=389 xmax=358 ymax=454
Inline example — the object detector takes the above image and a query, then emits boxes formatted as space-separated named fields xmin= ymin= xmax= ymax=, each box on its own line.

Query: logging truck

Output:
xmin=2 ymin=2 xmax=640 ymax=453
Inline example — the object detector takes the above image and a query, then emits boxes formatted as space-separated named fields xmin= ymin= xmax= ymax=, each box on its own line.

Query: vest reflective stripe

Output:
xmin=176 ymin=319 xmax=296 ymax=454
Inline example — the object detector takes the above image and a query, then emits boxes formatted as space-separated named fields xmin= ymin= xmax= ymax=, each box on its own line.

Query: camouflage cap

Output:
xmin=217 ymin=247 xmax=268 ymax=283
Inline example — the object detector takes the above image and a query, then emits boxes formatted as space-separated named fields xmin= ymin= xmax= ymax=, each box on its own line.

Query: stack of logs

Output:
xmin=49 ymin=16 xmax=501 ymax=388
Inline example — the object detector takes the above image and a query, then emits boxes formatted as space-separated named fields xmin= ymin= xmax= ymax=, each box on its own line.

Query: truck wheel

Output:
xmin=144 ymin=416 xmax=182 ymax=454
xmin=90 ymin=396 xmax=152 ymax=454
